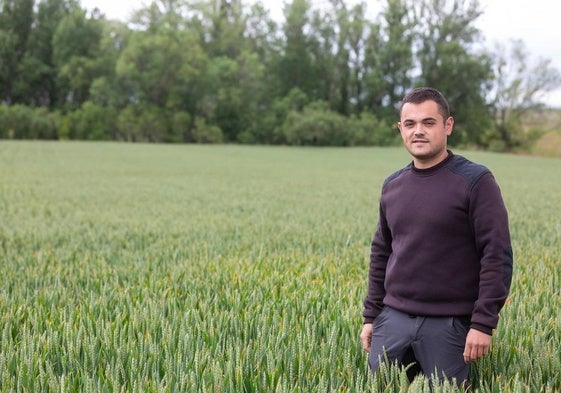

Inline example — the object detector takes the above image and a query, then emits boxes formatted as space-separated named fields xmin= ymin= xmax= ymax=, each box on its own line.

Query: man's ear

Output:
xmin=445 ymin=117 xmax=454 ymax=136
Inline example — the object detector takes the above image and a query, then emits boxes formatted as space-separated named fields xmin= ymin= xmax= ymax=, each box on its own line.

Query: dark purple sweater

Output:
xmin=363 ymin=151 xmax=513 ymax=334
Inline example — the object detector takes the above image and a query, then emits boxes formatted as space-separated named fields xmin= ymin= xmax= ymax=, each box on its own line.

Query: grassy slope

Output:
xmin=524 ymin=108 xmax=561 ymax=157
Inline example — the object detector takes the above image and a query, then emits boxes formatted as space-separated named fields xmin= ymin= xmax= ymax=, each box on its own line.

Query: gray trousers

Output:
xmin=368 ymin=306 xmax=470 ymax=384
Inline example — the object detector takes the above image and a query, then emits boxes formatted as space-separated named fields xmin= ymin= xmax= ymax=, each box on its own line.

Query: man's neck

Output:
xmin=413 ymin=150 xmax=450 ymax=170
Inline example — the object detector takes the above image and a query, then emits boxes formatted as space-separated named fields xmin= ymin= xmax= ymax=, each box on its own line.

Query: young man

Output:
xmin=360 ymin=87 xmax=513 ymax=386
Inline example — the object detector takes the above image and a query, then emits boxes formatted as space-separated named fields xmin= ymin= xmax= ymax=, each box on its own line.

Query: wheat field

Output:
xmin=0 ymin=141 xmax=559 ymax=392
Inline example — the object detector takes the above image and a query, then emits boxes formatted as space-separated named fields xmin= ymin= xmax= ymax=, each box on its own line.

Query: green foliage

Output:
xmin=413 ymin=0 xmax=494 ymax=148
xmin=278 ymin=0 xmax=315 ymax=98
xmin=200 ymin=53 xmax=266 ymax=142
xmin=0 ymin=142 xmax=560 ymax=392
xmin=278 ymin=101 xmax=395 ymax=146
xmin=170 ymin=111 xmax=192 ymax=143
xmin=17 ymin=0 xmax=82 ymax=107
xmin=59 ymin=101 xmax=116 ymax=140
xmin=363 ymin=0 xmax=414 ymax=112
xmin=488 ymin=39 xmax=561 ymax=150
xmin=191 ymin=117 xmax=224 ymax=144
xmin=0 ymin=0 xmax=34 ymax=103
xmin=350 ymin=112 xmax=399 ymax=146
xmin=1 ymin=0 xmax=560 ymax=150
xmin=0 ymin=104 xmax=59 ymax=139
xmin=115 ymin=17 xmax=206 ymax=110
xmin=280 ymin=101 xmax=350 ymax=146
xmin=116 ymin=104 xmax=170 ymax=143
xmin=0 ymin=29 xmax=18 ymax=103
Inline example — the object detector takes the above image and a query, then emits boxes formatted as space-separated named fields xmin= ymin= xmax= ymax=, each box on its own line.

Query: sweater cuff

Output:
xmin=470 ymin=322 xmax=494 ymax=335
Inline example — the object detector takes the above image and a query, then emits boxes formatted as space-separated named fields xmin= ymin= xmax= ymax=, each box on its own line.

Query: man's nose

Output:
xmin=413 ymin=124 xmax=425 ymax=134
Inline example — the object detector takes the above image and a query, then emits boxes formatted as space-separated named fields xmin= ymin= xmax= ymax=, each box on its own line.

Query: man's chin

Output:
xmin=407 ymin=147 xmax=432 ymax=159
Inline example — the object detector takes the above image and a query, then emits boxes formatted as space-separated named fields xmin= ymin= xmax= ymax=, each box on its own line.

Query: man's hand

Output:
xmin=360 ymin=323 xmax=373 ymax=352
xmin=463 ymin=328 xmax=491 ymax=363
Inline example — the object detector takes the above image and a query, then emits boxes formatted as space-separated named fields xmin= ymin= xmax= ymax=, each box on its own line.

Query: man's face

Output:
xmin=398 ymin=100 xmax=454 ymax=169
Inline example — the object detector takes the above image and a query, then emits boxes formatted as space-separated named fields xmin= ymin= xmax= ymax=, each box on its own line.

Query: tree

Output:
xmin=52 ymin=8 xmax=105 ymax=109
xmin=0 ymin=29 xmax=19 ymax=104
xmin=413 ymin=0 xmax=493 ymax=146
xmin=277 ymin=0 xmax=315 ymax=97
xmin=88 ymin=19 xmax=132 ymax=109
xmin=115 ymin=2 xmax=209 ymax=142
xmin=21 ymin=0 xmax=80 ymax=107
xmin=308 ymin=0 xmax=365 ymax=116
xmin=244 ymin=2 xmax=281 ymax=66
xmin=345 ymin=2 xmax=370 ymax=115
xmin=363 ymin=0 xmax=414 ymax=121
xmin=207 ymin=0 xmax=246 ymax=58
xmin=116 ymin=11 xmax=207 ymax=110
xmin=0 ymin=0 xmax=34 ymax=104
xmin=307 ymin=4 xmax=338 ymax=111
xmin=488 ymin=39 xmax=561 ymax=149
xmin=242 ymin=2 xmax=281 ymax=139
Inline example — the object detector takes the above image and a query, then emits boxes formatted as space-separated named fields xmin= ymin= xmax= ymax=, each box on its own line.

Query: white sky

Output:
xmin=80 ymin=0 xmax=561 ymax=107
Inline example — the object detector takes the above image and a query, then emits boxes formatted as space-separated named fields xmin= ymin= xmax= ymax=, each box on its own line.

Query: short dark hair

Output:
xmin=399 ymin=87 xmax=450 ymax=120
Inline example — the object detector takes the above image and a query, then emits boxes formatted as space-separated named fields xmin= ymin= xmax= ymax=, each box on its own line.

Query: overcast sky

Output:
xmin=80 ymin=0 xmax=561 ymax=107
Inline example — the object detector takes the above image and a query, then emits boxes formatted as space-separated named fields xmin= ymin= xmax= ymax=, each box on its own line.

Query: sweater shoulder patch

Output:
xmin=446 ymin=155 xmax=490 ymax=188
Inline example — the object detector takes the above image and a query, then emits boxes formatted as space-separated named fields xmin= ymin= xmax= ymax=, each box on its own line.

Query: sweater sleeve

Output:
xmin=469 ymin=172 xmax=513 ymax=334
xmin=363 ymin=202 xmax=392 ymax=323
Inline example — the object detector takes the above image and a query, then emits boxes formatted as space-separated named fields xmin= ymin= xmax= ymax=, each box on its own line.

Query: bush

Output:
xmin=59 ymin=102 xmax=116 ymax=140
xmin=488 ymin=139 xmax=507 ymax=153
xmin=0 ymin=105 xmax=33 ymax=139
xmin=116 ymin=105 xmax=170 ymax=143
xmin=278 ymin=101 xmax=396 ymax=146
xmin=171 ymin=111 xmax=192 ymax=143
xmin=0 ymin=105 xmax=60 ymax=139
xmin=280 ymin=101 xmax=351 ymax=146
xmin=32 ymin=108 xmax=60 ymax=140
xmin=192 ymin=117 xmax=224 ymax=144
xmin=0 ymin=105 xmax=9 ymax=139
xmin=350 ymin=112 xmax=398 ymax=146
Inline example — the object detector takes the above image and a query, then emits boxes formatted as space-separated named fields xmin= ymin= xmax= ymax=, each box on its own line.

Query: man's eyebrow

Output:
xmin=402 ymin=116 xmax=438 ymax=123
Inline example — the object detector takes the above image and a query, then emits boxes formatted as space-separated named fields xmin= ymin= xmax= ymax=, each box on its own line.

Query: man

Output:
xmin=360 ymin=87 xmax=513 ymax=386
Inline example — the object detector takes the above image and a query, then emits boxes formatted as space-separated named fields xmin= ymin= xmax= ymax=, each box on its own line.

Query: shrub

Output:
xmin=350 ymin=112 xmax=398 ymax=146
xmin=31 ymin=108 xmax=60 ymax=140
xmin=59 ymin=102 xmax=116 ymax=140
xmin=279 ymin=101 xmax=397 ymax=146
xmin=116 ymin=105 xmax=170 ymax=143
xmin=0 ymin=105 xmax=60 ymax=139
xmin=171 ymin=111 xmax=192 ymax=143
xmin=280 ymin=101 xmax=352 ymax=146
xmin=191 ymin=117 xmax=223 ymax=144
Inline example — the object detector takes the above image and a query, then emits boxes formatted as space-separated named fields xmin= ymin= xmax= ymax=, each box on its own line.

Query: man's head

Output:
xmin=399 ymin=87 xmax=450 ymax=122
xmin=397 ymin=87 xmax=454 ymax=169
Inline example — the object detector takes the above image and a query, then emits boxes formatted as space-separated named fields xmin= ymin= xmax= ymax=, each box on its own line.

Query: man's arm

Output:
xmin=469 ymin=172 xmax=513 ymax=333
xmin=363 ymin=203 xmax=392 ymax=323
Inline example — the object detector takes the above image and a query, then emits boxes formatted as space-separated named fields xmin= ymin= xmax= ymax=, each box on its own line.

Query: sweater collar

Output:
xmin=411 ymin=150 xmax=454 ymax=174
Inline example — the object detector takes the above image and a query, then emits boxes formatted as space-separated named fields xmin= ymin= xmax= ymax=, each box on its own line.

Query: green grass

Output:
xmin=0 ymin=141 xmax=560 ymax=392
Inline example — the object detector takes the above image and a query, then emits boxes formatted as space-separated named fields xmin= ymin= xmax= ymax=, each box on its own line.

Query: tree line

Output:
xmin=1 ymin=0 xmax=560 ymax=150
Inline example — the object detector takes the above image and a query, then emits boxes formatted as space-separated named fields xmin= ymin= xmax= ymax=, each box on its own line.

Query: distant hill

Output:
xmin=523 ymin=108 xmax=561 ymax=157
